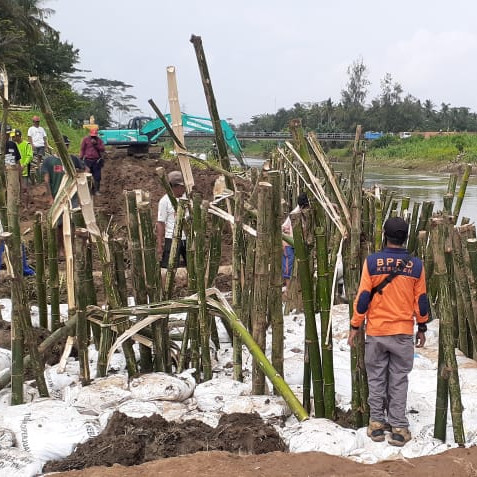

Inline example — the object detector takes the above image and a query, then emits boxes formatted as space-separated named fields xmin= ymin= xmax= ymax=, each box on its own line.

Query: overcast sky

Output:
xmin=48 ymin=0 xmax=477 ymax=125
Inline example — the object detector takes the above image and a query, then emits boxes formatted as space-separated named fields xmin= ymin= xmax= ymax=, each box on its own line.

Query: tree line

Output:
xmin=237 ymin=58 xmax=477 ymax=134
xmin=0 ymin=0 xmax=138 ymax=127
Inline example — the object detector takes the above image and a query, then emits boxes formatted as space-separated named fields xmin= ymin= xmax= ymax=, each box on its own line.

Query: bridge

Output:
xmin=182 ymin=131 xmax=357 ymax=142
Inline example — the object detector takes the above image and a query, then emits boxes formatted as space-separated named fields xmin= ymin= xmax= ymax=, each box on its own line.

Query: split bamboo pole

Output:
xmin=291 ymin=210 xmax=325 ymax=417
xmin=242 ymin=235 xmax=256 ymax=331
xmin=0 ymin=72 xmax=10 ymax=229
xmin=400 ymin=196 xmax=410 ymax=217
xmin=34 ymin=212 xmax=47 ymax=328
xmin=374 ymin=189 xmax=383 ymax=252
xmin=431 ymin=217 xmax=465 ymax=445
xmin=252 ymin=183 xmax=272 ymax=395
xmin=407 ymin=202 xmax=421 ymax=254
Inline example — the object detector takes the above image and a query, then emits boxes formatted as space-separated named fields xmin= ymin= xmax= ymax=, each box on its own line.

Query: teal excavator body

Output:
xmin=98 ymin=114 xmax=245 ymax=167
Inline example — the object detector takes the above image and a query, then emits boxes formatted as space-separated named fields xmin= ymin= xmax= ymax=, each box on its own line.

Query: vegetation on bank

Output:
xmin=2 ymin=109 xmax=89 ymax=155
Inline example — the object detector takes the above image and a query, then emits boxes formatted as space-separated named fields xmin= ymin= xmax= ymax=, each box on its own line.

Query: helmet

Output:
xmin=62 ymin=135 xmax=70 ymax=145
xmin=12 ymin=129 xmax=22 ymax=137
xmin=90 ymin=128 xmax=98 ymax=136
xmin=32 ymin=115 xmax=40 ymax=122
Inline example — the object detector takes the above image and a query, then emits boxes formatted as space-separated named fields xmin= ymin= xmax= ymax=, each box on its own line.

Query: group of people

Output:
xmin=3 ymin=116 xmax=106 ymax=202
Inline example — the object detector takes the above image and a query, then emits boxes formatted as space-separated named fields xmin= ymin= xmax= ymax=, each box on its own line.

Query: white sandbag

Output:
xmin=0 ymin=385 xmax=39 ymax=409
xmin=0 ymin=349 xmax=10 ymax=373
xmin=0 ymin=447 xmax=44 ymax=477
xmin=63 ymin=375 xmax=131 ymax=414
xmin=194 ymin=377 xmax=249 ymax=412
xmin=156 ymin=399 xmax=196 ymax=421
xmin=181 ymin=411 xmax=222 ymax=428
xmin=0 ymin=399 xmax=100 ymax=462
xmin=283 ymin=418 xmax=359 ymax=456
xmin=44 ymin=364 xmax=79 ymax=399
xmin=129 ymin=371 xmax=195 ymax=402
xmin=0 ymin=428 xmax=14 ymax=449
xmin=117 ymin=400 xmax=160 ymax=418
xmin=222 ymin=395 xmax=291 ymax=418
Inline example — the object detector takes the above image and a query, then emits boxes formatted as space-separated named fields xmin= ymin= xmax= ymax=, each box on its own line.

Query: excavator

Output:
xmin=98 ymin=114 xmax=245 ymax=167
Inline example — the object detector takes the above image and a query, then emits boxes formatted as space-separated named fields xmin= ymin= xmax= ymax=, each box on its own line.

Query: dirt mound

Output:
xmin=44 ymin=411 xmax=286 ymax=473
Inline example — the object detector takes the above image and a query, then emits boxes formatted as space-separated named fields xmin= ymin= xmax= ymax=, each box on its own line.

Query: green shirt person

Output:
xmin=11 ymin=129 xmax=33 ymax=178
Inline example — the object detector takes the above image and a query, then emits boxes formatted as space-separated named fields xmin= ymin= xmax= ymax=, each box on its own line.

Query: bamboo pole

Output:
xmin=242 ymin=235 xmax=256 ymax=331
xmin=232 ymin=191 xmax=244 ymax=382
xmin=74 ymin=229 xmax=90 ymax=384
xmin=431 ymin=217 xmax=465 ymax=445
xmin=190 ymin=34 xmax=242 ymax=175
xmin=47 ymin=217 xmax=60 ymax=332
xmin=0 ymin=71 xmax=10 ymax=229
xmin=291 ymin=210 xmax=325 ymax=417
xmin=407 ymin=202 xmax=421 ymax=253
xmin=193 ymin=194 xmax=212 ymax=381
xmin=316 ymin=226 xmax=335 ymax=419
xmin=5 ymin=166 xmax=48 ymax=400
xmin=34 ymin=212 xmax=48 ymax=328
xmin=453 ymin=164 xmax=472 ymax=224
xmin=125 ymin=191 xmax=152 ymax=372
xmin=268 ymin=172 xmax=284 ymax=389
xmin=138 ymin=201 xmax=165 ymax=372
xmin=252 ymin=183 xmax=272 ymax=395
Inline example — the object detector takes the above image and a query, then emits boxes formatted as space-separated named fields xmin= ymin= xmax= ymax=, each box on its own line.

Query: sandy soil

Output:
xmin=50 ymin=445 xmax=477 ymax=477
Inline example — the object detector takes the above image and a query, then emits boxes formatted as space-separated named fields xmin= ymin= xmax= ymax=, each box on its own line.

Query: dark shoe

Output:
xmin=388 ymin=427 xmax=411 ymax=447
xmin=367 ymin=420 xmax=386 ymax=442
xmin=383 ymin=422 xmax=391 ymax=432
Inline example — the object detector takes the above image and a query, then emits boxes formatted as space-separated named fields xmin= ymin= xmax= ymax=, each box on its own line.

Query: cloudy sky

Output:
xmin=48 ymin=0 xmax=477 ymax=125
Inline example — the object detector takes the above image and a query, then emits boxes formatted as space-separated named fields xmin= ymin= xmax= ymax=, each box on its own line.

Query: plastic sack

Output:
xmin=222 ymin=395 xmax=291 ymax=418
xmin=63 ymin=375 xmax=131 ymax=414
xmin=283 ymin=418 xmax=359 ymax=455
xmin=0 ymin=349 xmax=10 ymax=374
xmin=194 ymin=377 xmax=249 ymax=412
xmin=0 ymin=447 xmax=43 ymax=477
xmin=0 ymin=399 xmax=100 ymax=462
xmin=0 ymin=428 xmax=14 ymax=449
xmin=129 ymin=371 xmax=195 ymax=402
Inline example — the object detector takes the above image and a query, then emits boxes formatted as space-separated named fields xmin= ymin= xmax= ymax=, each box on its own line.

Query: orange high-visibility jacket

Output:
xmin=351 ymin=247 xmax=429 ymax=336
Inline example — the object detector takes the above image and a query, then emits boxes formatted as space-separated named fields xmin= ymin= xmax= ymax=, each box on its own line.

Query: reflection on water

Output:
xmin=238 ymin=157 xmax=477 ymax=224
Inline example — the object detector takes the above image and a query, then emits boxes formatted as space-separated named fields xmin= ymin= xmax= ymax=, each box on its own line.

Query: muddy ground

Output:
xmin=44 ymin=412 xmax=285 ymax=473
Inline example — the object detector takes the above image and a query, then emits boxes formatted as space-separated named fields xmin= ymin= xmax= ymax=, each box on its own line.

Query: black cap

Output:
xmin=384 ymin=217 xmax=408 ymax=240
xmin=4 ymin=124 xmax=11 ymax=133
xmin=62 ymin=135 xmax=70 ymax=145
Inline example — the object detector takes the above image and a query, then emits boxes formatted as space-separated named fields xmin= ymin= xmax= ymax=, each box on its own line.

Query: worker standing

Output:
xmin=27 ymin=115 xmax=49 ymax=179
xmin=80 ymin=128 xmax=105 ymax=195
xmin=347 ymin=217 xmax=429 ymax=447
xmin=3 ymin=125 xmax=21 ymax=166
xmin=156 ymin=171 xmax=187 ymax=268
xmin=11 ymin=129 xmax=33 ymax=205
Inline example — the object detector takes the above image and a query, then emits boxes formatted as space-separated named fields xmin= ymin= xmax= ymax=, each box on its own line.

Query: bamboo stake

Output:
xmin=74 ymin=229 xmax=90 ymax=384
xmin=232 ymin=191 xmax=244 ymax=381
xmin=193 ymin=194 xmax=212 ymax=381
xmin=407 ymin=202 xmax=421 ymax=254
xmin=5 ymin=166 xmax=48 ymax=399
xmin=252 ymin=183 xmax=272 ymax=395
xmin=268 ymin=172 xmax=284 ymax=389
xmin=453 ymin=164 xmax=472 ymax=224
xmin=291 ymin=210 xmax=325 ymax=416
xmin=190 ymin=34 xmax=242 ymax=176
xmin=34 ymin=212 xmax=47 ymax=328
xmin=47 ymin=217 xmax=60 ymax=331
xmin=431 ymin=217 xmax=465 ymax=444
xmin=242 ymin=235 xmax=256 ymax=331
xmin=374 ymin=188 xmax=383 ymax=251
xmin=138 ymin=201 xmax=165 ymax=371
xmin=316 ymin=226 xmax=335 ymax=419
xmin=125 ymin=191 xmax=152 ymax=372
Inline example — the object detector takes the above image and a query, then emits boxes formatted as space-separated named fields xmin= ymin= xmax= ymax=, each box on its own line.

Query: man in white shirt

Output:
xmin=27 ymin=115 xmax=49 ymax=160
xmin=156 ymin=170 xmax=187 ymax=268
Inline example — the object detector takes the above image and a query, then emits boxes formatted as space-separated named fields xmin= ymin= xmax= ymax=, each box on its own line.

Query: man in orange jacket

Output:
xmin=348 ymin=217 xmax=429 ymax=447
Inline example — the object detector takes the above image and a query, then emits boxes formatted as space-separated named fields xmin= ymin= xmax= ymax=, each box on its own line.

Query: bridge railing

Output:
xmin=183 ymin=130 xmax=357 ymax=141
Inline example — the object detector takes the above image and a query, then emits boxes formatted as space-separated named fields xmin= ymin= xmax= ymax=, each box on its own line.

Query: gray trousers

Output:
xmin=364 ymin=334 xmax=414 ymax=428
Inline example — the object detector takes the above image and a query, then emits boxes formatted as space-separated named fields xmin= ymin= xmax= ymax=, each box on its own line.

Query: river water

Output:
xmin=238 ymin=157 xmax=477 ymax=224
